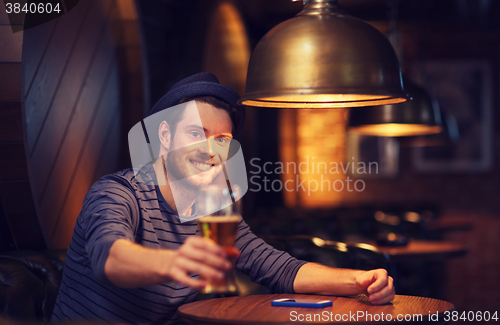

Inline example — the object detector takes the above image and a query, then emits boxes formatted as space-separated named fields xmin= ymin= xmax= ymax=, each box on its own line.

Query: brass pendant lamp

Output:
xmin=239 ymin=0 xmax=409 ymax=108
xmin=346 ymin=0 xmax=442 ymax=137
xmin=400 ymin=111 xmax=460 ymax=147
xmin=348 ymin=78 xmax=443 ymax=137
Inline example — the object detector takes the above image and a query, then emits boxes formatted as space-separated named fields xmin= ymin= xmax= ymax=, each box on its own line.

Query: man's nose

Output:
xmin=198 ymin=138 xmax=215 ymax=158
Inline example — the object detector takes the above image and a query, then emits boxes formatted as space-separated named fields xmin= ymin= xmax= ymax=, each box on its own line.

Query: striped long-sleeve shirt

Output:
xmin=51 ymin=165 xmax=307 ymax=325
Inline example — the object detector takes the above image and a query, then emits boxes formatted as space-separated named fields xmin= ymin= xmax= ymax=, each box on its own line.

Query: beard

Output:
xmin=165 ymin=147 xmax=223 ymax=188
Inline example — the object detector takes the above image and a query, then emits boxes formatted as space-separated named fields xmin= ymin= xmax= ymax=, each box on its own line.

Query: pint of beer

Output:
xmin=198 ymin=215 xmax=240 ymax=293
xmin=197 ymin=185 xmax=242 ymax=294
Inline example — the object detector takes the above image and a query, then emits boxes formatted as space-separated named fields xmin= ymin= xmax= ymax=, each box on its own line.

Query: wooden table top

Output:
xmin=178 ymin=294 xmax=455 ymax=325
xmin=371 ymin=240 xmax=469 ymax=261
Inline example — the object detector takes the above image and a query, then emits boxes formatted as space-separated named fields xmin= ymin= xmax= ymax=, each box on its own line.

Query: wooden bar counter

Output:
xmin=373 ymin=240 xmax=469 ymax=261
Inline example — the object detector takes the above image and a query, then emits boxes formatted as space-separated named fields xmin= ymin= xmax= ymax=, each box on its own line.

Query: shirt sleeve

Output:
xmin=234 ymin=219 xmax=308 ymax=293
xmin=80 ymin=174 xmax=140 ymax=284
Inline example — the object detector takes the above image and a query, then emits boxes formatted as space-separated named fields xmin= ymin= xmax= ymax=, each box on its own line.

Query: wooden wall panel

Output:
xmin=51 ymin=64 xmax=121 ymax=247
xmin=0 ymin=3 xmax=9 ymax=24
xmin=0 ymin=63 xmax=21 ymax=101
xmin=37 ymin=30 xmax=117 ymax=245
xmin=114 ymin=0 xmax=145 ymax=167
xmin=0 ymin=3 xmax=30 ymax=251
xmin=0 ymin=26 xmax=23 ymax=62
xmin=0 ymin=143 xmax=28 ymax=181
xmin=0 ymin=0 xmax=144 ymax=250
xmin=88 ymin=65 xmax=121 ymax=182
xmin=0 ymin=103 xmax=23 ymax=142
xmin=0 ymin=2 xmax=23 ymax=25
xmin=118 ymin=46 xmax=142 ymax=74
xmin=0 ymin=0 xmax=145 ymax=252
xmin=116 ymin=0 xmax=138 ymax=20
xmin=17 ymin=0 xmax=145 ymax=249
xmin=28 ymin=0 xmax=114 ymax=205
xmin=23 ymin=0 xmax=119 ymax=248
xmin=115 ymin=20 xmax=141 ymax=47
xmin=23 ymin=0 xmax=91 ymax=152
xmin=93 ymin=108 xmax=121 ymax=182
xmin=22 ymin=20 xmax=58 ymax=93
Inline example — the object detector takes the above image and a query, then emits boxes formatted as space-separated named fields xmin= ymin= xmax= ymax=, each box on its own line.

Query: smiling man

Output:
xmin=160 ymin=102 xmax=230 ymax=182
xmin=152 ymin=99 xmax=235 ymax=216
xmin=51 ymin=73 xmax=394 ymax=325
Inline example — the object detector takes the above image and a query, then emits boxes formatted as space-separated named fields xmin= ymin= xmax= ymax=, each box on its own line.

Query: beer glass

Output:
xmin=197 ymin=184 xmax=241 ymax=294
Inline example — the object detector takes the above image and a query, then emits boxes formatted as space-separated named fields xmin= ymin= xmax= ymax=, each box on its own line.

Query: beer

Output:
xmin=198 ymin=215 xmax=241 ymax=246
xmin=198 ymin=215 xmax=241 ymax=293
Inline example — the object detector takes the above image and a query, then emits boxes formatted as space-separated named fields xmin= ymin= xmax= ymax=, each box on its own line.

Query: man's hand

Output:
xmin=293 ymin=263 xmax=395 ymax=304
xmin=165 ymin=236 xmax=238 ymax=289
xmin=355 ymin=269 xmax=395 ymax=305
xmin=104 ymin=237 xmax=239 ymax=289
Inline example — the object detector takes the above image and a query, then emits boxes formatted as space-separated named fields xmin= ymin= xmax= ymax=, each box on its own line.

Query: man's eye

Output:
xmin=190 ymin=131 xmax=201 ymax=138
xmin=215 ymin=137 xmax=230 ymax=145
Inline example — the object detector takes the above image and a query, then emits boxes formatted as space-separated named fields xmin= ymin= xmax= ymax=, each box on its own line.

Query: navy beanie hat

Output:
xmin=148 ymin=72 xmax=246 ymax=138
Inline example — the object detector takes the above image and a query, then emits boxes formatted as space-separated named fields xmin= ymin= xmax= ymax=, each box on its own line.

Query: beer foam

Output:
xmin=198 ymin=215 xmax=242 ymax=223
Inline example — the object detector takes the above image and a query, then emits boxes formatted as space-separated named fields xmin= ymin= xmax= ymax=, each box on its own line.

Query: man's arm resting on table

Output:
xmin=103 ymin=237 xmax=232 ymax=289
xmin=293 ymin=263 xmax=395 ymax=305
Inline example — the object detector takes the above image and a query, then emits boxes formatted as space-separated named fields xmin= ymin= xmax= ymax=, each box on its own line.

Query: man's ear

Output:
xmin=158 ymin=121 xmax=171 ymax=151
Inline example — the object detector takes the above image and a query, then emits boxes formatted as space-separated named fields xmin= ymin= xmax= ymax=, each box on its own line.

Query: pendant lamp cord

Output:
xmin=387 ymin=0 xmax=403 ymax=70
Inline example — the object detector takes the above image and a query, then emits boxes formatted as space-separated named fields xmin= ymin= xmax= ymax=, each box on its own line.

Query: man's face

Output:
xmin=165 ymin=101 xmax=233 ymax=188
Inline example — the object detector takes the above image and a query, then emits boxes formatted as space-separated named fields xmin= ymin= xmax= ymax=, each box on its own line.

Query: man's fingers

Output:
xmin=169 ymin=236 xmax=240 ymax=290
xmin=366 ymin=269 xmax=389 ymax=294
xmin=179 ymin=245 xmax=231 ymax=270
xmin=355 ymin=269 xmax=395 ymax=305
xmin=185 ymin=236 xmax=227 ymax=257
xmin=355 ymin=272 xmax=375 ymax=292
xmin=172 ymin=271 xmax=206 ymax=290
xmin=176 ymin=256 xmax=225 ymax=281
xmin=181 ymin=236 xmax=234 ymax=270
xmin=369 ymin=276 xmax=395 ymax=305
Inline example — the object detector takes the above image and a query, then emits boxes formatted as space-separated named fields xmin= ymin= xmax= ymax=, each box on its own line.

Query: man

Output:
xmin=51 ymin=73 xmax=394 ymax=324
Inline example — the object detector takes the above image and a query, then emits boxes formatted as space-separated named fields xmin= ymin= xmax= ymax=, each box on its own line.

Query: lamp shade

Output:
xmin=239 ymin=0 xmax=408 ymax=108
xmin=348 ymin=78 xmax=442 ymax=137
xmin=400 ymin=112 xmax=460 ymax=147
